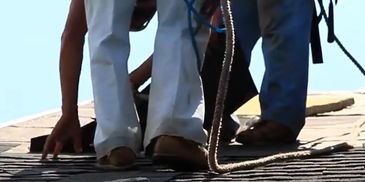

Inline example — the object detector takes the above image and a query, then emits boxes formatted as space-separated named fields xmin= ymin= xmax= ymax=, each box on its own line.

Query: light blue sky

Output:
xmin=0 ymin=0 xmax=364 ymax=123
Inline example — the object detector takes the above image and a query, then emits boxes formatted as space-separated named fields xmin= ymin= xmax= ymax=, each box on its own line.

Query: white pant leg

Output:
xmin=144 ymin=0 xmax=210 ymax=148
xmin=85 ymin=0 xmax=141 ymax=158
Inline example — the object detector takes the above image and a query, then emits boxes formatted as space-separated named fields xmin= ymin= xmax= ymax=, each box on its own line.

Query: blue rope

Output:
xmin=317 ymin=0 xmax=365 ymax=77
xmin=184 ymin=0 xmax=226 ymax=33
xmin=185 ymin=0 xmax=202 ymax=70
xmin=183 ymin=0 xmax=225 ymax=71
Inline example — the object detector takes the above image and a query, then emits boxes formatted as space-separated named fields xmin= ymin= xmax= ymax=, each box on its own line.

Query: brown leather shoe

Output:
xmin=235 ymin=120 xmax=297 ymax=145
xmin=96 ymin=147 xmax=136 ymax=170
xmin=152 ymin=135 xmax=208 ymax=171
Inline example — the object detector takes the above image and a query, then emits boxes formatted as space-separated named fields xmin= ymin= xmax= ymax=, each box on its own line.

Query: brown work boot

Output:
xmin=152 ymin=135 xmax=208 ymax=171
xmin=96 ymin=146 xmax=136 ymax=170
xmin=235 ymin=120 xmax=297 ymax=146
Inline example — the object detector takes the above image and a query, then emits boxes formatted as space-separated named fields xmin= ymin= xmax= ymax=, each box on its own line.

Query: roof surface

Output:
xmin=1 ymin=92 xmax=364 ymax=181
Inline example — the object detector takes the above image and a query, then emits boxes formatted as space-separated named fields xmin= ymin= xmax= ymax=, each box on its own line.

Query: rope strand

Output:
xmin=207 ymin=0 xmax=353 ymax=174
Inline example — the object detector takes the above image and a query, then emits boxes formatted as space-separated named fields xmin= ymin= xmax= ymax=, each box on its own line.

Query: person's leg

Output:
xmin=202 ymin=31 xmax=258 ymax=142
xmin=257 ymin=0 xmax=313 ymax=137
xmin=85 ymin=0 xmax=141 ymax=166
xmin=231 ymin=0 xmax=261 ymax=65
xmin=199 ymin=0 xmax=260 ymax=142
xmin=144 ymin=0 xmax=210 ymax=169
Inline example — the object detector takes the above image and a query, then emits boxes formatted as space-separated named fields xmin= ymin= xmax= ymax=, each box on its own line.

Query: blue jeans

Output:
xmin=232 ymin=0 xmax=313 ymax=136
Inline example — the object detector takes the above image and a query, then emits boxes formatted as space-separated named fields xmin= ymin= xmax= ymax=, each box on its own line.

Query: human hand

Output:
xmin=41 ymin=115 xmax=82 ymax=159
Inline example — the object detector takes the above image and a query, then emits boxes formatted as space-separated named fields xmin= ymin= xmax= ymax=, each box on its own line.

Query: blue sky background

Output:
xmin=0 ymin=0 xmax=364 ymax=123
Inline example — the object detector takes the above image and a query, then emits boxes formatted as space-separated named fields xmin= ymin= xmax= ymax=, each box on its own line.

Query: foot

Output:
xmin=235 ymin=120 xmax=296 ymax=146
xmin=97 ymin=147 xmax=136 ymax=170
xmin=152 ymin=135 xmax=208 ymax=171
xmin=219 ymin=115 xmax=241 ymax=142
xmin=205 ymin=115 xmax=241 ymax=143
